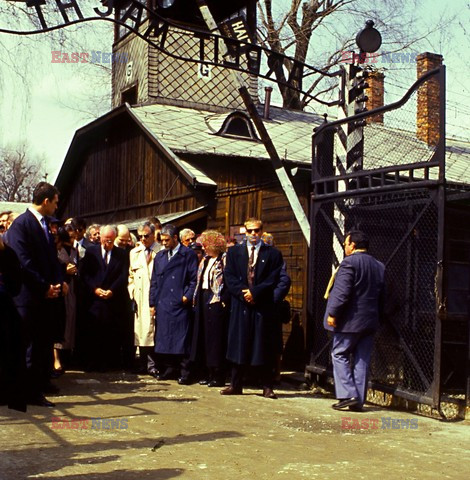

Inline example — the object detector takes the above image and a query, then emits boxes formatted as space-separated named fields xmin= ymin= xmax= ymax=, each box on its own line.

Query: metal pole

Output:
xmin=195 ymin=0 xmax=311 ymax=246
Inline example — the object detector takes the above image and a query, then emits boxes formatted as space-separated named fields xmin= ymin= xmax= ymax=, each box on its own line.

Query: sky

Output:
xmin=0 ymin=0 xmax=469 ymax=182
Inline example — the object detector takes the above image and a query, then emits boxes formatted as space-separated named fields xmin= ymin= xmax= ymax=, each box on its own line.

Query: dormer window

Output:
xmin=217 ymin=112 xmax=259 ymax=141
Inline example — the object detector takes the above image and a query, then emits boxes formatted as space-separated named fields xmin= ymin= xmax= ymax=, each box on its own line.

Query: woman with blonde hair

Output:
xmin=190 ymin=230 xmax=229 ymax=387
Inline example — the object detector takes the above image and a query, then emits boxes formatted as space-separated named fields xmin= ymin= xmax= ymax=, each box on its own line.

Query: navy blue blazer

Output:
xmin=5 ymin=209 xmax=63 ymax=307
xmin=324 ymin=251 xmax=385 ymax=333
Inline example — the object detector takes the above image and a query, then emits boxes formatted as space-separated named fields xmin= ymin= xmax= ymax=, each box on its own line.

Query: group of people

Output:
xmin=0 ymin=180 xmax=385 ymax=414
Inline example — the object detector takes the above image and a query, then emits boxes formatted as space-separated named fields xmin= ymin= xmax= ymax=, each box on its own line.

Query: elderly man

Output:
xmin=222 ymin=217 xmax=285 ymax=399
xmin=115 ymin=224 xmax=133 ymax=250
xmin=0 ymin=211 xmax=12 ymax=233
xmin=80 ymin=225 xmax=129 ymax=371
xmin=86 ymin=224 xmax=101 ymax=246
xmin=128 ymin=222 xmax=163 ymax=376
xmin=179 ymin=228 xmax=196 ymax=247
xmin=149 ymin=224 xmax=198 ymax=383
xmin=6 ymin=182 xmax=66 ymax=407
xmin=324 ymin=230 xmax=385 ymax=411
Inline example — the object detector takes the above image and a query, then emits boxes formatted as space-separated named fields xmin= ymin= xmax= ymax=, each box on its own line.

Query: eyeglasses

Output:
xmin=187 ymin=237 xmax=196 ymax=242
xmin=139 ymin=233 xmax=151 ymax=239
xmin=103 ymin=240 xmax=114 ymax=244
xmin=246 ymin=228 xmax=260 ymax=234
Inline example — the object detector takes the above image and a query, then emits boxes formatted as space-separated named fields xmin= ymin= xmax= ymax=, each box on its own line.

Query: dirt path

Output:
xmin=1 ymin=371 xmax=468 ymax=480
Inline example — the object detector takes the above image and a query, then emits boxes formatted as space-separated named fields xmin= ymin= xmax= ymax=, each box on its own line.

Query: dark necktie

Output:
xmin=168 ymin=249 xmax=173 ymax=261
xmin=248 ymin=246 xmax=255 ymax=288
xmin=146 ymin=248 xmax=152 ymax=264
xmin=40 ymin=217 xmax=49 ymax=240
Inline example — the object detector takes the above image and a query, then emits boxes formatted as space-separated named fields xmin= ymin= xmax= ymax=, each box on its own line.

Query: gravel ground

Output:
xmin=0 ymin=370 xmax=469 ymax=480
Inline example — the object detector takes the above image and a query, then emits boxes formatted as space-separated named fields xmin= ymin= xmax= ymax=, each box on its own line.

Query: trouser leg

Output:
xmin=352 ymin=333 xmax=374 ymax=406
xmin=331 ymin=333 xmax=359 ymax=400
xmin=230 ymin=364 xmax=245 ymax=391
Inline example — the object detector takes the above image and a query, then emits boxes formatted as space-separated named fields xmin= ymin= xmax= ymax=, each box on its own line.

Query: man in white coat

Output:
xmin=128 ymin=222 xmax=163 ymax=376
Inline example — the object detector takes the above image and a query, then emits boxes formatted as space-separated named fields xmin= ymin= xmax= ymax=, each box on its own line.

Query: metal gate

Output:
xmin=305 ymin=66 xmax=462 ymax=413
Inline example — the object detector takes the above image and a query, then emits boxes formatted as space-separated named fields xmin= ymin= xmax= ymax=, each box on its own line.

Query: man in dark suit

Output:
xmin=79 ymin=225 xmax=129 ymax=371
xmin=149 ymin=224 xmax=198 ymax=383
xmin=6 ymin=182 xmax=66 ymax=407
xmin=324 ymin=230 xmax=385 ymax=411
xmin=222 ymin=217 xmax=284 ymax=399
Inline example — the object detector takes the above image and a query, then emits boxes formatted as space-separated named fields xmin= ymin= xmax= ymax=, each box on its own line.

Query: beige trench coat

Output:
xmin=128 ymin=242 xmax=163 ymax=346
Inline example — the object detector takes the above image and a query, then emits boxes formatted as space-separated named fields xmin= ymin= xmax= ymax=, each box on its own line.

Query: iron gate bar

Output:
xmin=312 ymin=160 xmax=441 ymax=197
xmin=312 ymin=179 xmax=441 ymax=201
xmin=433 ymin=65 xmax=447 ymax=409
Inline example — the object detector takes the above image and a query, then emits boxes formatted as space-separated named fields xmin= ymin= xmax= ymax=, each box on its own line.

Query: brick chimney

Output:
xmin=416 ymin=52 xmax=443 ymax=146
xmin=365 ymin=70 xmax=385 ymax=124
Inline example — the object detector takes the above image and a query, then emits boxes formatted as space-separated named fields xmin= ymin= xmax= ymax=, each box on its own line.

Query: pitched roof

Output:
xmin=129 ymin=102 xmax=470 ymax=185
xmin=130 ymin=103 xmax=322 ymax=164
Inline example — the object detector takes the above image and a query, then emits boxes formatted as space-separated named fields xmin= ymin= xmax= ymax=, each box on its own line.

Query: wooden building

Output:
xmin=55 ymin=3 xmax=470 ymax=374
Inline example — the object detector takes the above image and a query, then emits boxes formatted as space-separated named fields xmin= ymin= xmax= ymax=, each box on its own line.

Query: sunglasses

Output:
xmin=139 ymin=233 xmax=151 ymax=239
xmin=246 ymin=228 xmax=260 ymax=234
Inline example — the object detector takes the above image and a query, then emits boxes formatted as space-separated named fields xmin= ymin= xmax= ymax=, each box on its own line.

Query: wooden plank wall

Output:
xmin=61 ymin=119 xmax=201 ymax=224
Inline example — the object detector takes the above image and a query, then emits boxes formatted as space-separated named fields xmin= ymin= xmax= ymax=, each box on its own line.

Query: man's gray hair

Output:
xmin=100 ymin=225 xmax=117 ymax=236
xmin=86 ymin=223 xmax=100 ymax=238
xmin=137 ymin=221 xmax=155 ymax=234
xmin=161 ymin=224 xmax=178 ymax=238
xmin=179 ymin=228 xmax=195 ymax=240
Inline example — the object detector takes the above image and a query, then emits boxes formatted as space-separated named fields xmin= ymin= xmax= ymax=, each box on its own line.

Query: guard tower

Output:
xmin=112 ymin=0 xmax=258 ymax=111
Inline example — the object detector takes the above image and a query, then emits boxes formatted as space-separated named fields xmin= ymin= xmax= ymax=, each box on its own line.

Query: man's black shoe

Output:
xmin=177 ymin=377 xmax=191 ymax=385
xmin=156 ymin=368 xmax=177 ymax=381
xmin=349 ymin=404 xmax=364 ymax=412
xmin=28 ymin=395 xmax=55 ymax=408
xmin=332 ymin=397 xmax=359 ymax=410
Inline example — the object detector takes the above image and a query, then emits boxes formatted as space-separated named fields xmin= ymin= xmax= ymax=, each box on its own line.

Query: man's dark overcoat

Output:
xmin=224 ymin=242 xmax=284 ymax=366
xmin=0 ymin=244 xmax=27 ymax=411
xmin=6 ymin=210 xmax=63 ymax=311
xmin=79 ymin=244 xmax=129 ymax=325
xmin=149 ymin=245 xmax=198 ymax=355
xmin=6 ymin=209 xmax=64 ymax=397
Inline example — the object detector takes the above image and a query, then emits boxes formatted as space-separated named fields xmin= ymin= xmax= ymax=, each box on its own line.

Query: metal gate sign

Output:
xmin=1 ymin=0 xmax=344 ymax=106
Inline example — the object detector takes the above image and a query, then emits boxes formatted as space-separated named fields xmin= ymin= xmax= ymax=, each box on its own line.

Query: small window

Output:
xmin=121 ymin=85 xmax=138 ymax=105
xmin=218 ymin=112 xmax=259 ymax=141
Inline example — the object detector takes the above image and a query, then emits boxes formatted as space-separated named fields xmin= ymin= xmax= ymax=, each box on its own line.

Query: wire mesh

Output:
xmin=309 ymin=190 xmax=439 ymax=400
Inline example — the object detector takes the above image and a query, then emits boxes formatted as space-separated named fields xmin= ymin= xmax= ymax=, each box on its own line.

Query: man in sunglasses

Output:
xmin=222 ymin=217 xmax=285 ymax=399
xmin=128 ymin=222 xmax=163 ymax=376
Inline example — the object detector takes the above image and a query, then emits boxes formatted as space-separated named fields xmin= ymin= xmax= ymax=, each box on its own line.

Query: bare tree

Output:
xmin=0 ymin=144 xmax=47 ymax=202
xmin=257 ymin=0 xmax=452 ymax=111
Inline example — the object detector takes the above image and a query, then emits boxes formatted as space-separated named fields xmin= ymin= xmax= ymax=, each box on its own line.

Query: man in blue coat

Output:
xmin=324 ymin=230 xmax=385 ymax=411
xmin=222 ymin=217 xmax=284 ymax=399
xmin=149 ymin=224 xmax=198 ymax=383
xmin=6 ymin=182 xmax=66 ymax=407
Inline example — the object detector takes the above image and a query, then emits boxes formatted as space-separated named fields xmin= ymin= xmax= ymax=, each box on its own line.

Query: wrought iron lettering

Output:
xmin=0 ymin=0 xmax=344 ymax=106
